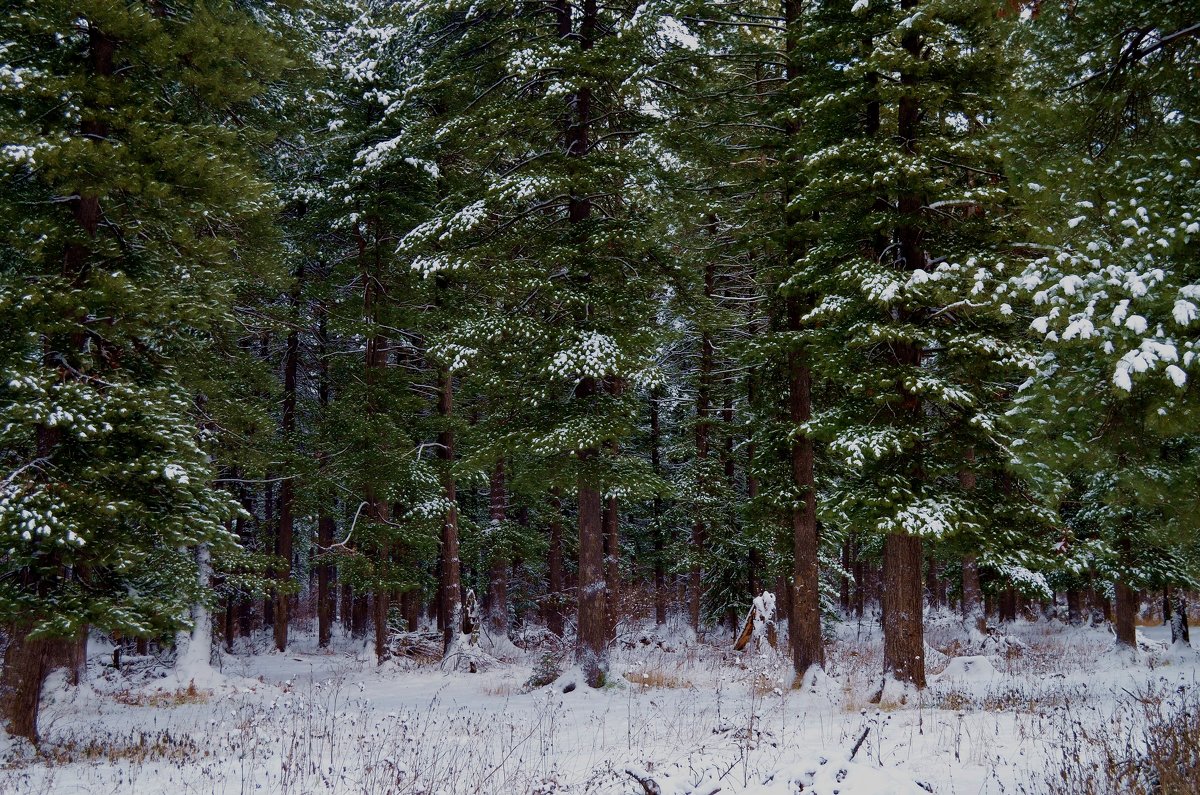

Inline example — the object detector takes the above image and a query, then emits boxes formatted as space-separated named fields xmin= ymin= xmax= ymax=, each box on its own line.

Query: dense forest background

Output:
xmin=1 ymin=0 xmax=1197 ymax=745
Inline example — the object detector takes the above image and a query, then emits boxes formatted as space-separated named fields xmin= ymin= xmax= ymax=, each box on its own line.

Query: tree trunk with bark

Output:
xmin=603 ymin=377 xmax=623 ymax=642
xmin=486 ymin=459 xmax=509 ymax=638
xmin=877 ymin=0 xmax=929 ymax=693
xmin=546 ymin=489 xmax=565 ymax=636
xmin=316 ymin=303 xmax=335 ymax=648
xmin=786 ymin=297 xmax=823 ymax=677
xmin=650 ymin=390 xmax=667 ymax=626
xmin=556 ymin=0 xmax=606 ymax=688
xmin=691 ymin=263 xmax=715 ymax=633
xmin=1066 ymin=589 xmax=1083 ymax=625
xmin=576 ymin=380 xmax=608 ymax=687
xmin=1114 ymin=579 xmax=1138 ymax=649
xmin=274 ymin=267 xmax=302 ymax=653
xmin=881 ymin=534 xmax=927 ymax=689
xmin=438 ymin=368 xmax=462 ymax=655
xmin=1169 ymin=591 xmax=1190 ymax=647
xmin=0 ymin=632 xmax=73 ymax=743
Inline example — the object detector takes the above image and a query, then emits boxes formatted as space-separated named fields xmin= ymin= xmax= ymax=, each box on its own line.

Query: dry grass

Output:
xmin=480 ymin=680 xmax=517 ymax=697
xmin=1043 ymin=682 xmax=1200 ymax=794
xmin=622 ymin=667 xmax=693 ymax=689
xmin=110 ymin=680 xmax=209 ymax=707
xmin=11 ymin=730 xmax=203 ymax=767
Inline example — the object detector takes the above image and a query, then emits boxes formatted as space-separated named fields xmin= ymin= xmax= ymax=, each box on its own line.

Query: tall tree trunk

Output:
xmin=438 ymin=368 xmax=462 ymax=655
xmin=1114 ymin=580 xmax=1138 ymax=649
xmin=877 ymin=0 xmax=929 ymax=693
xmin=0 ymin=633 xmax=72 ymax=744
xmin=603 ymin=378 xmax=623 ymax=642
xmin=779 ymin=0 xmax=823 ymax=678
xmin=691 ymin=262 xmax=715 ymax=633
xmin=486 ymin=459 xmax=509 ymax=638
xmin=546 ymin=489 xmax=566 ymax=636
xmin=998 ymin=587 xmax=1017 ymax=623
xmin=881 ymin=534 xmax=926 ymax=689
xmin=1169 ymin=591 xmax=1190 ymax=647
xmin=1066 ymin=588 xmax=1083 ymax=625
xmin=1113 ymin=535 xmax=1137 ymax=649
xmin=787 ymin=298 xmax=823 ymax=677
xmin=557 ymin=0 xmax=606 ymax=688
xmin=316 ymin=303 xmax=335 ymax=648
xmin=576 ymin=379 xmax=608 ymax=687
xmin=650 ymin=390 xmax=667 ymax=625
xmin=275 ymin=267 xmax=302 ymax=653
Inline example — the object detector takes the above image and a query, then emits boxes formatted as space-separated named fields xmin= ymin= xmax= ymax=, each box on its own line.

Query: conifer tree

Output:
xmin=792 ymin=0 xmax=1038 ymax=690
xmin=400 ymin=0 xmax=689 ymax=686
xmin=1011 ymin=0 xmax=1200 ymax=650
xmin=0 ymin=0 xmax=285 ymax=740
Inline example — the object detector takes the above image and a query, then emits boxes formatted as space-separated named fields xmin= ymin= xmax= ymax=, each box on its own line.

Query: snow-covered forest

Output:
xmin=1 ymin=0 xmax=1198 ymax=792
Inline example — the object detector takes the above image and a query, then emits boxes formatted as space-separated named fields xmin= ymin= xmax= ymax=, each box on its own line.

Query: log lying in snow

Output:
xmin=734 ymin=590 xmax=778 ymax=651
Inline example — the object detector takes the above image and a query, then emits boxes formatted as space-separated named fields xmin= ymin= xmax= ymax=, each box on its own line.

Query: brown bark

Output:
xmin=875 ymin=0 xmax=929 ymax=693
xmin=650 ymin=391 xmax=667 ymax=625
xmin=352 ymin=592 xmax=369 ymax=639
xmin=0 ymin=632 xmax=73 ymax=743
xmin=603 ymin=377 xmax=623 ymax=642
xmin=556 ymin=0 xmax=606 ymax=687
xmin=691 ymin=262 xmax=715 ymax=633
xmin=438 ymin=368 xmax=462 ymax=654
xmin=274 ymin=268 xmax=302 ymax=653
xmin=1113 ymin=535 xmax=1137 ymax=648
xmin=372 ymin=590 xmax=388 ymax=663
xmin=1114 ymin=580 xmax=1137 ymax=649
xmin=1066 ymin=588 xmax=1083 ymax=625
xmin=787 ymin=297 xmax=823 ymax=676
xmin=881 ymin=534 xmax=927 ymax=688
xmin=486 ymin=459 xmax=509 ymax=637
xmin=998 ymin=587 xmax=1017 ymax=623
xmin=315 ymin=302 xmax=335 ymax=648
xmin=546 ymin=489 xmax=566 ymax=636
xmin=576 ymin=381 xmax=608 ymax=687
xmin=1169 ymin=591 xmax=1190 ymax=646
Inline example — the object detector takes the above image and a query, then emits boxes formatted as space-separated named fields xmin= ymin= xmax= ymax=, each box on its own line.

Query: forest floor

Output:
xmin=0 ymin=612 xmax=1196 ymax=794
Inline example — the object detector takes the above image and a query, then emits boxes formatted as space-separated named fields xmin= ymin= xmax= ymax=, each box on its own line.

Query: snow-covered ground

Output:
xmin=1 ymin=613 xmax=1195 ymax=794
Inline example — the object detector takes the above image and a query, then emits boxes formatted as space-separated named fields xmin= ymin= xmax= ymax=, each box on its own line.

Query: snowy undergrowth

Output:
xmin=0 ymin=618 xmax=1196 ymax=794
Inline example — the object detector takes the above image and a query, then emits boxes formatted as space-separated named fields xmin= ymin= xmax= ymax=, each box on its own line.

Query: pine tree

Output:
xmin=792 ymin=0 xmax=1039 ymax=691
xmin=0 ymin=0 xmax=285 ymax=740
xmin=400 ymin=0 xmax=689 ymax=686
xmin=1010 ymin=0 xmax=1200 ymax=651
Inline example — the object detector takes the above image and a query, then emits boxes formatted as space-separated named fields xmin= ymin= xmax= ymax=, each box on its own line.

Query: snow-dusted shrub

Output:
xmin=1044 ymin=681 xmax=1200 ymax=794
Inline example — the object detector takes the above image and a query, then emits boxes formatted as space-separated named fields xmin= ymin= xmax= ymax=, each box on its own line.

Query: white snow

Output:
xmin=3 ymin=616 xmax=1196 ymax=794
